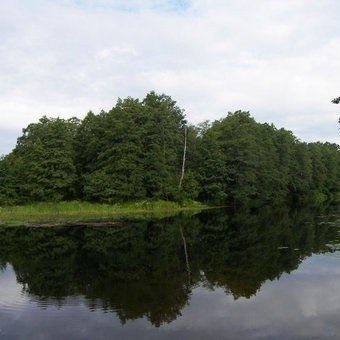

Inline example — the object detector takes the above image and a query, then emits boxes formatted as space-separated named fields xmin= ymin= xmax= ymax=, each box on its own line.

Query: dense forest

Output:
xmin=0 ymin=91 xmax=339 ymax=206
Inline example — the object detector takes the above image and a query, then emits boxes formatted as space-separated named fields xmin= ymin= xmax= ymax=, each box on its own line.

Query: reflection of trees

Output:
xmin=210 ymin=206 xmax=337 ymax=298
xmin=194 ymin=206 xmax=331 ymax=299
xmin=0 ymin=218 xmax=199 ymax=327
xmin=0 ymin=206 xmax=338 ymax=325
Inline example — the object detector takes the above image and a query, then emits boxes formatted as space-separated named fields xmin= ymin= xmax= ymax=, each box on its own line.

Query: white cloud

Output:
xmin=0 ymin=0 xmax=339 ymax=154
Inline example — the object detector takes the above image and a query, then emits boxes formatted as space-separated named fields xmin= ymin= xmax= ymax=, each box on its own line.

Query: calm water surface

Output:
xmin=0 ymin=205 xmax=339 ymax=339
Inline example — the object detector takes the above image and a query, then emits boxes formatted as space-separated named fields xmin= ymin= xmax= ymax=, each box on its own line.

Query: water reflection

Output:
xmin=0 ymin=205 xmax=339 ymax=334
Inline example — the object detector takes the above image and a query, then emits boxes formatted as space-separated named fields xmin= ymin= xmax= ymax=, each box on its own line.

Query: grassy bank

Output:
xmin=0 ymin=200 xmax=208 ymax=226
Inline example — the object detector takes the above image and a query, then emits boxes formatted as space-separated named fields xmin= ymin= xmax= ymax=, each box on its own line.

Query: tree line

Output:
xmin=0 ymin=91 xmax=339 ymax=206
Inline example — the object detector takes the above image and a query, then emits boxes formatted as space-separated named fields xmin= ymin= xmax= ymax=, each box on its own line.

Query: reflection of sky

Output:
xmin=0 ymin=264 xmax=28 ymax=307
xmin=0 ymin=255 xmax=340 ymax=339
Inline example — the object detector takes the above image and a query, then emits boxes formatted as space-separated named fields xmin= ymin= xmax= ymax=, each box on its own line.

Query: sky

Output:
xmin=1 ymin=0 xmax=339 ymax=155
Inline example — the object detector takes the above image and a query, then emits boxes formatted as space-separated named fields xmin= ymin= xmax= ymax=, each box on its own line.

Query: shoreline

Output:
xmin=0 ymin=200 xmax=209 ymax=227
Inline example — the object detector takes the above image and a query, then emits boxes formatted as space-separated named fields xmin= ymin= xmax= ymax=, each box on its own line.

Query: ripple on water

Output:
xmin=0 ymin=300 xmax=28 ymax=317
xmin=0 ymin=264 xmax=89 ymax=319
xmin=0 ymin=294 xmax=97 ymax=321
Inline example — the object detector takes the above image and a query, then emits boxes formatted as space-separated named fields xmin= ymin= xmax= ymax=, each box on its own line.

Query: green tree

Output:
xmin=78 ymin=92 xmax=187 ymax=203
xmin=141 ymin=92 xmax=187 ymax=200
xmin=9 ymin=116 xmax=79 ymax=202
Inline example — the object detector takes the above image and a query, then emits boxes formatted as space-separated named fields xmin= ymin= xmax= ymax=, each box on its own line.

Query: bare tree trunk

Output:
xmin=178 ymin=126 xmax=187 ymax=190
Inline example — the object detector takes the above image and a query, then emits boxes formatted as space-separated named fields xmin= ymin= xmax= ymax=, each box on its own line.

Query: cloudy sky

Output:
xmin=1 ymin=0 xmax=339 ymax=155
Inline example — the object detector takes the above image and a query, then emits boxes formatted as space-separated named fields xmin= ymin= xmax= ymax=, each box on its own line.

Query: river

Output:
xmin=0 ymin=205 xmax=339 ymax=339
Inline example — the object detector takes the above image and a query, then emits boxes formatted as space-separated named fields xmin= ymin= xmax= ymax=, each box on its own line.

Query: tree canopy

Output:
xmin=0 ymin=92 xmax=339 ymax=206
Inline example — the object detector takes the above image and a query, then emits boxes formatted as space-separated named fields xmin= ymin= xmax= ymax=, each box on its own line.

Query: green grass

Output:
xmin=0 ymin=200 xmax=208 ymax=226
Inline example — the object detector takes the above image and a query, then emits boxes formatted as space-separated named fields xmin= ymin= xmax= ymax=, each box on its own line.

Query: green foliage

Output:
xmin=76 ymin=92 xmax=186 ymax=203
xmin=0 ymin=117 xmax=79 ymax=204
xmin=0 ymin=92 xmax=339 ymax=207
xmin=196 ymin=111 xmax=340 ymax=205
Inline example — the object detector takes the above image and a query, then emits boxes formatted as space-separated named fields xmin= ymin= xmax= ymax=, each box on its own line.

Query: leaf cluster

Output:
xmin=0 ymin=93 xmax=339 ymax=206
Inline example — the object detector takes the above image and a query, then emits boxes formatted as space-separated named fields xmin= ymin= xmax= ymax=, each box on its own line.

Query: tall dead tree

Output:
xmin=178 ymin=126 xmax=187 ymax=190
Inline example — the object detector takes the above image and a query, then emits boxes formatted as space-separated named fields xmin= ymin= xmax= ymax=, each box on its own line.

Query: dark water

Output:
xmin=0 ymin=205 xmax=339 ymax=339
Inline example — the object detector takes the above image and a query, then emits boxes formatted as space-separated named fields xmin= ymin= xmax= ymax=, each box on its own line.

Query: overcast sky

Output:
xmin=1 ymin=0 xmax=339 ymax=155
